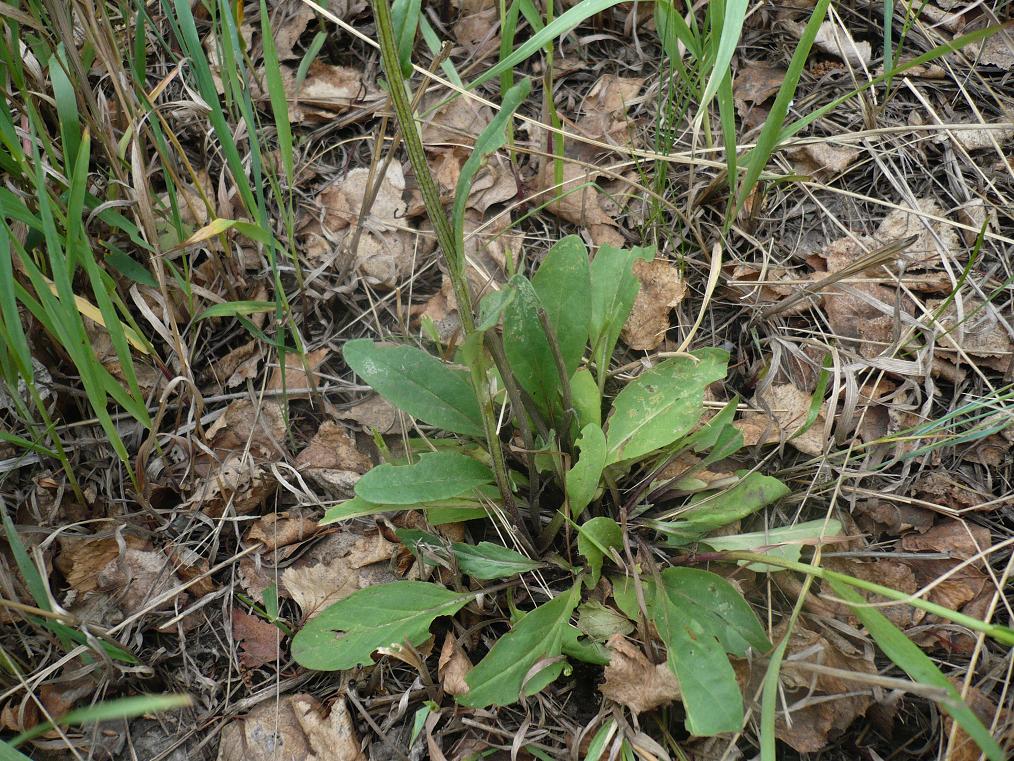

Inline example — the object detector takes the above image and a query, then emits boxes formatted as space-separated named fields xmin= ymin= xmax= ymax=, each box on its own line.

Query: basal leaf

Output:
xmin=577 ymin=516 xmax=622 ymax=589
xmin=292 ymin=581 xmax=474 ymax=671
xmin=344 ymin=340 xmax=483 ymax=437
xmin=703 ymin=519 xmax=843 ymax=571
xmin=460 ymin=583 xmax=581 ymax=707
xmin=354 ymin=451 xmax=493 ymax=505
xmin=589 ymin=244 xmax=654 ymax=364
xmin=605 ymin=349 xmax=728 ymax=464
xmin=320 ymin=493 xmax=491 ymax=525
xmin=566 ymin=424 xmax=607 ymax=517
xmin=829 ymin=580 xmax=1005 ymax=761
xmin=651 ymin=568 xmax=770 ymax=736
xmin=656 ymin=568 xmax=771 ymax=655
xmin=570 ymin=368 xmax=601 ymax=430
xmin=531 ymin=236 xmax=591 ymax=378
xmin=503 ymin=275 xmax=558 ymax=410
xmin=453 ymin=542 xmax=542 ymax=579
xmin=654 ymin=595 xmax=744 ymax=736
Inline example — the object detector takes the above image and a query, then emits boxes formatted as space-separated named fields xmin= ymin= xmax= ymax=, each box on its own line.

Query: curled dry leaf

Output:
xmin=206 ymin=399 xmax=287 ymax=463
xmin=786 ymin=141 xmax=862 ymax=177
xmin=928 ymin=297 xmax=1014 ymax=373
xmin=232 ymin=608 xmax=280 ymax=668
xmin=746 ymin=624 xmax=877 ymax=753
xmin=813 ymin=21 xmax=871 ymax=67
xmin=337 ymin=394 xmax=400 ymax=434
xmin=278 ymin=62 xmax=380 ymax=124
xmin=302 ymin=163 xmax=433 ymax=288
xmin=874 ymin=198 xmax=960 ymax=270
xmin=620 ymin=258 xmax=686 ymax=351
xmin=453 ymin=5 xmax=499 ymax=51
xmin=247 ymin=510 xmax=319 ymax=554
xmin=600 ymin=635 xmax=681 ymax=714
xmin=216 ymin=694 xmax=365 ymax=761
xmin=438 ymin=633 xmax=473 ymax=696
xmin=576 ymin=74 xmax=645 ymax=148
xmin=294 ymin=420 xmax=373 ymax=496
xmin=733 ymin=62 xmax=785 ymax=112
xmin=268 ymin=346 xmax=330 ymax=397
xmin=186 ymin=454 xmax=276 ymax=517
xmin=976 ymin=26 xmax=1014 ymax=70
xmin=205 ymin=339 xmax=262 ymax=393
xmin=537 ymin=161 xmax=616 ymax=231
xmin=736 ymin=382 xmax=827 ymax=455
xmin=282 ymin=530 xmax=401 ymax=619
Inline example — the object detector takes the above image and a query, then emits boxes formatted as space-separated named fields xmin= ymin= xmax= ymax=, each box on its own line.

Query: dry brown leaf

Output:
xmin=928 ymin=298 xmax=1014 ymax=373
xmin=187 ymin=455 xmax=277 ymax=517
xmin=537 ymin=161 xmax=615 ymax=229
xmin=977 ymin=27 xmax=1014 ymax=70
xmin=823 ymin=558 xmax=923 ymax=628
xmin=302 ymin=163 xmax=432 ymax=288
xmin=438 ymin=633 xmax=473 ymax=696
xmin=947 ymin=120 xmax=1014 ymax=152
xmin=282 ymin=530 xmax=400 ymax=619
xmin=752 ymin=624 xmax=876 ymax=753
xmin=814 ymin=21 xmax=871 ymax=66
xmin=294 ymin=420 xmax=373 ymax=496
xmin=576 ymin=74 xmax=644 ymax=147
xmin=620 ymin=258 xmax=686 ymax=350
xmin=267 ymin=347 xmax=330 ymax=396
xmin=854 ymin=499 xmax=935 ymax=536
xmin=278 ymin=62 xmax=380 ymax=124
xmin=787 ymin=142 xmax=861 ymax=177
xmin=232 ymin=608 xmax=280 ymax=668
xmin=600 ymin=635 xmax=680 ymax=714
xmin=216 ymin=694 xmax=365 ymax=761
xmin=875 ymin=197 xmax=960 ymax=270
xmin=734 ymin=63 xmax=785 ymax=110
xmin=206 ymin=399 xmax=287 ymax=462
xmin=55 ymin=534 xmax=147 ymax=595
xmin=337 ymin=395 xmax=400 ymax=434
xmin=912 ymin=471 xmax=990 ymax=512
xmin=453 ymin=6 xmax=498 ymax=51
xmin=206 ymin=340 xmax=262 ymax=392
xmin=247 ymin=510 xmax=319 ymax=553
xmin=900 ymin=520 xmax=991 ymax=561
xmin=735 ymin=382 xmax=827 ymax=455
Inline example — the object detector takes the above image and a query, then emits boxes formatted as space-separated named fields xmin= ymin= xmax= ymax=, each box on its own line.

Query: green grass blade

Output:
xmin=829 ymin=580 xmax=1005 ymax=761
xmin=700 ymin=0 xmax=746 ymax=109
xmin=259 ymin=0 xmax=293 ymax=185
xmin=11 ymin=694 xmax=192 ymax=747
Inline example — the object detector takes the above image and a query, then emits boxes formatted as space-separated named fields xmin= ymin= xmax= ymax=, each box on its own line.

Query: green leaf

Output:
xmin=476 ymin=286 xmax=516 ymax=331
xmin=390 ymin=0 xmax=422 ymax=77
xmin=460 ymin=583 xmax=581 ymax=707
xmin=702 ymin=519 xmax=842 ymax=571
xmin=502 ymin=275 xmax=558 ymax=409
xmin=292 ymin=581 xmax=474 ymax=671
xmin=566 ymin=424 xmax=606 ymax=517
xmin=194 ymin=300 xmax=277 ymax=321
xmin=699 ymin=0 xmax=747 ymax=110
xmin=577 ymin=600 xmax=634 ymax=640
xmin=320 ymin=494 xmax=490 ymax=525
xmin=577 ymin=516 xmax=622 ymax=588
xmin=652 ymin=568 xmax=770 ymax=736
xmin=0 ymin=740 xmax=31 ymax=761
xmin=828 ymin=580 xmax=1005 ymax=761
xmin=453 ymin=542 xmax=541 ymax=579
xmin=354 ymin=451 xmax=493 ymax=505
xmin=588 ymin=244 xmax=653 ymax=367
xmin=605 ymin=349 xmax=729 ymax=464
xmin=570 ymin=367 xmax=601 ymax=430
xmin=655 ymin=472 xmax=790 ymax=544
xmin=344 ymin=340 xmax=483 ymax=436
xmin=531 ymin=236 xmax=591 ymax=379
xmin=562 ymin=623 xmax=611 ymax=665
xmin=655 ymin=596 xmax=743 ymax=736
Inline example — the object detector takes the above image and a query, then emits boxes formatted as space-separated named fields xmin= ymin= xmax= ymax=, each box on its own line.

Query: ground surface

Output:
xmin=0 ymin=0 xmax=1013 ymax=759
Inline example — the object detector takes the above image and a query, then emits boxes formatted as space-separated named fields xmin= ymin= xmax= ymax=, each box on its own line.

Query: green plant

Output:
xmin=288 ymin=2 xmax=1014 ymax=757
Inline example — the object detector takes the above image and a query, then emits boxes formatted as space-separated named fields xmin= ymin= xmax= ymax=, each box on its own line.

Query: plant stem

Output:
xmin=369 ymin=0 xmax=528 ymax=543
